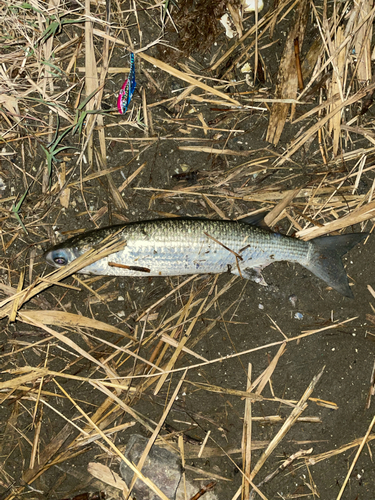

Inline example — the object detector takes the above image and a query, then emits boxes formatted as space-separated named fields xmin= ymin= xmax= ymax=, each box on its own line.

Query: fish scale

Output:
xmin=44 ymin=217 xmax=366 ymax=297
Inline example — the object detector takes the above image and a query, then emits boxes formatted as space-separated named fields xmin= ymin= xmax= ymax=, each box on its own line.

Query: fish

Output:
xmin=44 ymin=217 xmax=367 ymax=298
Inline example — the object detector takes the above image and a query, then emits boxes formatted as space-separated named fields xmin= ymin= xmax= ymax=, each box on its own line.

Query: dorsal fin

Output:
xmin=239 ymin=211 xmax=269 ymax=228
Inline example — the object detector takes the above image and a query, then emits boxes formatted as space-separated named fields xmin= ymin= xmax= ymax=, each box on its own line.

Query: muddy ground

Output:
xmin=1 ymin=0 xmax=375 ymax=499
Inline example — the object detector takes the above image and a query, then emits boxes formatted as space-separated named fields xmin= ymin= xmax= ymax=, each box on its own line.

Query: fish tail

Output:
xmin=304 ymin=233 xmax=367 ymax=298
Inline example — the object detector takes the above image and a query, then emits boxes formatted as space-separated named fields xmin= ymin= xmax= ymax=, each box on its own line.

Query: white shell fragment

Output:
xmin=243 ymin=0 xmax=264 ymax=12
xmin=220 ymin=13 xmax=236 ymax=39
xmin=241 ymin=62 xmax=252 ymax=73
xmin=221 ymin=0 xmax=264 ymax=40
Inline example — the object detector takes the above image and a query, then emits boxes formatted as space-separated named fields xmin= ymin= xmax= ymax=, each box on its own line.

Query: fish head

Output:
xmin=44 ymin=226 xmax=119 ymax=270
xmin=44 ymin=244 xmax=81 ymax=268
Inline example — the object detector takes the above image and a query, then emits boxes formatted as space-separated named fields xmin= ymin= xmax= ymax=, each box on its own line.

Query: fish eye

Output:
xmin=53 ymin=255 xmax=67 ymax=265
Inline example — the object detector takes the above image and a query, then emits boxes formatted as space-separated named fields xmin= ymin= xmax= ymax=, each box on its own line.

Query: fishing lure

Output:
xmin=117 ymin=52 xmax=136 ymax=114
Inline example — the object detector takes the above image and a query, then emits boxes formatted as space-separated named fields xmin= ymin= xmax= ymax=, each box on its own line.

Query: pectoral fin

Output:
xmin=232 ymin=266 xmax=268 ymax=286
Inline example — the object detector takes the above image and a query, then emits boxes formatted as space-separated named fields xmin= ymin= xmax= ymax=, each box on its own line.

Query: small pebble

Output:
xmin=294 ymin=312 xmax=303 ymax=320
xmin=258 ymin=303 xmax=264 ymax=310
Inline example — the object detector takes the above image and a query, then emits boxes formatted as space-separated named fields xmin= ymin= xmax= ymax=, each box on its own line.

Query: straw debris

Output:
xmin=1 ymin=0 xmax=374 ymax=497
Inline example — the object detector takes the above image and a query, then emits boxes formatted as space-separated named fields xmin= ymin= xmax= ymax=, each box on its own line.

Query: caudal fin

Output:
xmin=304 ymin=233 xmax=367 ymax=298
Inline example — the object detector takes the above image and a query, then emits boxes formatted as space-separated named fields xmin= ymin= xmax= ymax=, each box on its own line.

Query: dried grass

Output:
xmin=1 ymin=0 xmax=375 ymax=498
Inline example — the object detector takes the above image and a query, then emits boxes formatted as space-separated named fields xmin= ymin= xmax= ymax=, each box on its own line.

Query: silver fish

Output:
xmin=44 ymin=217 xmax=366 ymax=297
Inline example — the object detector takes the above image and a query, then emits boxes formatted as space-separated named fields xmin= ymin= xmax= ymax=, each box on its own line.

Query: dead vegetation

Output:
xmin=1 ymin=0 xmax=375 ymax=498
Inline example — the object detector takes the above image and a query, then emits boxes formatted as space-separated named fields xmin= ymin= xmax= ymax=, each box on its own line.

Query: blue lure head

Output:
xmin=117 ymin=52 xmax=136 ymax=114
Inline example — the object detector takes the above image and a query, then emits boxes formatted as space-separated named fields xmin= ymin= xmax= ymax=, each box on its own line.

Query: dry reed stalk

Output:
xmin=306 ymin=433 xmax=375 ymax=466
xmin=81 ymin=329 xmax=161 ymax=373
xmin=136 ymin=52 xmax=241 ymax=106
xmin=8 ymin=269 xmax=24 ymax=323
xmin=278 ymin=83 xmax=375 ymax=165
xmin=187 ymin=277 xmax=239 ymax=350
xmin=336 ymin=414 xmax=375 ymax=499
xmin=352 ymin=0 xmax=374 ymax=84
xmin=0 ymin=385 xmax=60 ymax=400
xmin=263 ymin=188 xmax=301 ymax=227
xmin=73 ymin=275 xmax=104 ymax=302
xmin=87 ymin=462 xmax=131 ymax=495
xmin=29 ymin=406 xmax=43 ymax=469
xmin=89 ymin=316 xmax=357 ymax=383
xmin=0 ymin=235 xmax=126 ymax=320
xmin=22 ymin=421 xmax=74 ymax=485
xmin=211 ymin=0 xmax=296 ymax=72
xmin=146 ymin=293 xmax=195 ymax=387
xmin=252 ymin=416 xmax=321 ymax=423
xmin=249 ymin=366 xmax=325 ymax=481
xmin=4 ymin=365 xmax=114 ymax=386
xmin=90 ymin=162 xmax=147 ymax=222
xmin=54 ymin=379 xmax=171 ymax=500
xmin=18 ymin=316 xmax=110 ymax=371
xmin=0 ymin=368 xmax=49 ymax=391
xmin=142 ymin=87 xmax=149 ymax=137
xmin=90 ymin=381 xmax=157 ymax=434
xmin=170 ymin=84 xmax=198 ymax=108
xmin=188 ymin=95 xmax=266 ymax=109
xmin=137 ymin=275 xmax=198 ymax=321
xmin=153 ymin=297 xmax=203 ymax=332
xmin=77 ymin=66 xmax=130 ymax=74
xmin=197 ymin=430 xmax=211 ymax=459
xmin=32 ymin=344 xmax=49 ymax=427
xmin=181 ymin=122 xmax=244 ymax=134
xmin=178 ymin=435 xmax=187 ymax=499
xmin=250 ymin=448 xmax=313 ymax=497
xmin=125 ymin=370 xmax=187 ymax=498
xmin=203 ymin=194 xmax=228 ymax=219
xmin=184 ymin=381 xmax=262 ymax=401
xmin=327 ymin=27 xmax=345 ymax=156
xmin=17 ymin=310 xmax=133 ymax=339
xmin=153 ymin=296 xmax=208 ymax=395
xmin=0 ymin=336 xmax=54 ymax=360
xmin=135 ymin=185 xmax=354 ymax=204
xmin=84 ymin=0 xmax=99 ymax=167
xmin=266 ymin=0 xmax=310 ymax=145
xmin=183 ymin=437 xmax=320 ymax=461
xmin=35 ymin=369 xmax=135 ymax=393
xmin=76 ymin=422 xmax=136 ymax=448
xmin=183 ymin=464 xmax=228 ymax=483
xmin=178 ymin=146 xmax=255 ymax=157
xmin=251 ymin=343 xmax=286 ymax=395
xmin=241 ymin=364 xmax=252 ymax=500
xmin=296 ymin=199 xmax=375 ymax=240
xmin=309 ymin=397 xmax=338 ymax=410
xmin=300 ymin=2 xmax=375 ymax=101
xmin=95 ymin=1 xmax=111 ymax=167
xmin=159 ymin=333 xmax=207 ymax=361
xmin=301 ymin=317 xmax=358 ymax=334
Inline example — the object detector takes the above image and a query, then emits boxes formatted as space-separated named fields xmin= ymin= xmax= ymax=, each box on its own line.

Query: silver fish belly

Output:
xmin=44 ymin=218 xmax=366 ymax=297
